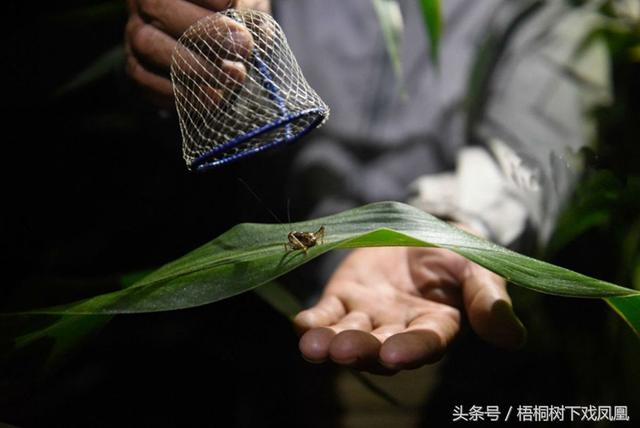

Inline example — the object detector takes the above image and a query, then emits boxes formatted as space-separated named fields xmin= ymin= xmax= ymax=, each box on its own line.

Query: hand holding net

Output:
xmin=170 ymin=9 xmax=329 ymax=171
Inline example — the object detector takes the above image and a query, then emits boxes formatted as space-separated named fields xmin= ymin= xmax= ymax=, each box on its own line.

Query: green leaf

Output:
xmin=2 ymin=201 xmax=639 ymax=368
xmin=417 ymin=0 xmax=442 ymax=65
xmin=253 ymin=282 xmax=302 ymax=320
xmin=12 ymin=315 xmax=112 ymax=369
xmin=371 ymin=0 xmax=404 ymax=83
xmin=53 ymin=45 xmax=125 ymax=97
xmin=3 ymin=202 xmax=637 ymax=327
xmin=546 ymin=171 xmax=620 ymax=256
xmin=46 ymin=1 xmax=126 ymax=25
xmin=607 ymin=295 xmax=640 ymax=337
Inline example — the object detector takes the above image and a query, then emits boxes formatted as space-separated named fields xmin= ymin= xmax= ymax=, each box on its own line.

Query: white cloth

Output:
xmin=409 ymin=146 xmax=528 ymax=246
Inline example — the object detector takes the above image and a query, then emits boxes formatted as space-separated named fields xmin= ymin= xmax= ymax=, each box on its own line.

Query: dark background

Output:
xmin=3 ymin=2 xmax=342 ymax=426
xmin=2 ymin=1 xmax=639 ymax=427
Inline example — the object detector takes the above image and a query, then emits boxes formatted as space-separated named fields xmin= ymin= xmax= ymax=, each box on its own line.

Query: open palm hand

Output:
xmin=294 ymin=245 xmax=526 ymax=374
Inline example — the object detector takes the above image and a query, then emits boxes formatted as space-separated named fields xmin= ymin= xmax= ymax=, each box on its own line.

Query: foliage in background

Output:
xmin=547 ymin=2 xmax=639 ymax=303
xmin=53 ymin=46 xmax=125 ymax=97
xmin=492 ymin=0 xmax=640 ymax=413
xmin=371 ymin=0 xmax=441 ymax=84
xmin=371 ymin=0 xmax=405 ymax=83
xmin=549 ymin=0 xmax=640 ymax=272
xmin=417 ymin=0 xmax=442 ymax=64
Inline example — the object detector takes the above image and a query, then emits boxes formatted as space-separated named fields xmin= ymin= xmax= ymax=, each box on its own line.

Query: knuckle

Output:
xmin=130 ymin=24 xmax=155 ymax=53
xmin=125 ymin=17 xmax=137 ymax=40
xmin=126 ymin=56 xmax=144 ymax=82
xmin=441 ymin=305 xmax=461 ymax=323
xmin=125 ymin=16 xmax=144 ymax=45
xmin=200 ymin=0 xmax=234 ymax=10
xmin=138 ymin=0 xmax=163 ymax=18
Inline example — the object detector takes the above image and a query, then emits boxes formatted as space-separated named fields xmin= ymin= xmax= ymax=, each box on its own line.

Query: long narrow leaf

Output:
xmin=253 ymin=282 xmax=302 ymax=320
xmin=371 ymin=0 xmax=404 ymax=82
xmin=46 ymin=1 xmax=126 ymax=25
xmin=606 ymin=295 xmax=640 ymax=336
xmin=417 ymin=0 xmax=442 ymax=64
xmin=53 ymin=45 xmax=125 ymax=97
xmin=3 ymin=202 xmax=637 ymax=335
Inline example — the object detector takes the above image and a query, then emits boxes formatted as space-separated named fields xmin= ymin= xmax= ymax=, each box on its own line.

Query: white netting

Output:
xmin=170 ymin=9 xmax=329 ymax=171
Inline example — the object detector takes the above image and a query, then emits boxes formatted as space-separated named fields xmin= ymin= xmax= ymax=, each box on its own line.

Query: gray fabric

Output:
xmin=275 ymin=0 xmax=502 ymax=218
xmin=271 ymin=0 xmax=607 ymax=285
xmin=273 ymin=0 xmax=506 ymax=290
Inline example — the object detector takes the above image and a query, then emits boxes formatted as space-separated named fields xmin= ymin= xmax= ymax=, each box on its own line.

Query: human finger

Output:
xmin=137 ymin=0 xmax=214 ymax=38
xmin=127 ymin=14 xmax=176 ymax=72
xmin=379 ymin=305 xmax=460 ymax=370
xmin=328 ymin=311 xmax=373 ymax=334
xmin=462 ymin=263 xmax=527 ymax=350
xmin=183 ymin=13 xmax=254 ymax=62
xmin=126 ymin=54 xmax=174 ymax=107
xmin=370 ymin=323 xmax=406 ymax=343
xmin=298 ymin=327 xmax=335 ymax=363
xmin=329 ymin=330 xmax=391 ymax=374
xmin=169 ymin=13 xmax=254 ymax=109
xmin=189 ymin=0 xmax=237 ymax=10
xmin=235 ymin=0 xmax=270 ymax=12
xmin=297 ymin=311 xmax=371 ymax=365
xmin=294 ymin=295 xmax=346 ymax=333
xmin=172 ymin=40 xmax=248 ymax=90
xmin=407 ymin=248 xmax=465 ymax=307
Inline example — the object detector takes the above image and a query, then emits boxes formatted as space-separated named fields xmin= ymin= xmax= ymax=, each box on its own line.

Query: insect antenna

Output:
xmin=237 ymin=178 xmax=318 ymax=255
xmin=237 ymin=177 xmax=286 ymax=225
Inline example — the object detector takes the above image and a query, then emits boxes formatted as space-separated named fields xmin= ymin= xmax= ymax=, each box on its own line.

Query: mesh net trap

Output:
xmin=170 ymin=9 xmax=329 ymax=171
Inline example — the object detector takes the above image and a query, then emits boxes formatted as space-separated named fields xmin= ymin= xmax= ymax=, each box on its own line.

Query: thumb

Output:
xmin=461 ymin=262 xmax=527 ymax=350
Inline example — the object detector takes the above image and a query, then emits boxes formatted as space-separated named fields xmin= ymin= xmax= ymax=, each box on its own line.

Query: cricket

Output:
xmin=284 ymin=226 xmax=325 ymax=255
xmin=237 ymin=178 xmax=326 ymax=257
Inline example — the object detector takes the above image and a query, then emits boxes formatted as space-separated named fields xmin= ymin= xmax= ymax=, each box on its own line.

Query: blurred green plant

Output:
xmin=417 ymin=0 xmax=441 ymax=64
xmin=53 ymin=46 xmax=125 ymax=97
xmin=371 ymin=0 xmax=405 ymax=82
xmin=371 ymin=0 xmax=441 ymax=83
xmin=548 ymin=1 xmax=640 ymax=298
xmin=46 ymin=0 xmax=125 ymax=24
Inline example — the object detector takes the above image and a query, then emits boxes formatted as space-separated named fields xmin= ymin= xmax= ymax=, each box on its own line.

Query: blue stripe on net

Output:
xmin=191 ymin=51 xmax=327 ymax=171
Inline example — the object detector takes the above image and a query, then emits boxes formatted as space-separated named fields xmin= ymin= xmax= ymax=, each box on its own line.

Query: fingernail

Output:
xmin=301 ymin=354 xmax=326 ymax=364
xmin=220 ymin=60 xmax=246 ymax=86
xmin=492 ymin=300 xmax=527 ymax=350
xmin=379 ymin=359 xmax=403 ymax=370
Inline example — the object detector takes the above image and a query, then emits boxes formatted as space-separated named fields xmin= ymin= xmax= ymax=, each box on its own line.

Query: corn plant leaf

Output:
xmin=46 ymin=0 xmax=126 ymax=25
xmin=417 ymin=0 xmax=442 ymax=64
xmin=371 ymin=0 xmax=404 ymax=82
xmin=3 ymin=202 xmax=637 ymax=336
xmin=606 ymin=295 xmax=640 ymax=337
xmin=253 ymin=282 xmax=302 ymax=320
xmin=53 ymin=45 xmax=125 ymax=97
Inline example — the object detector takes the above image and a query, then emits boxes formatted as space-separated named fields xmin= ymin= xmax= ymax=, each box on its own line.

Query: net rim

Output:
xmin=192 ymin=106 xmax=328 ymax=171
